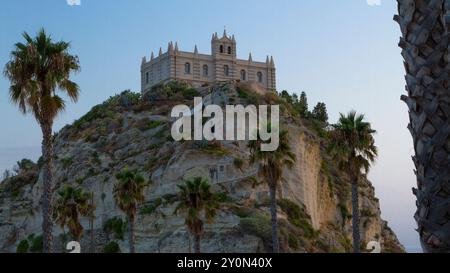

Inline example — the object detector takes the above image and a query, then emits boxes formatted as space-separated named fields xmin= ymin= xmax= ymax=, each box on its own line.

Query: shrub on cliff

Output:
xmin=182 ymin=88 xmax=200 ymax=99
xmin=102 ymin=241 xmax=121 ymax=253
xmin=105 ymin=90 xmax=141 ymax=107
xmin=141 ymin=198 xmax=163 ymax=215
xmin=278 ymin=199 xmax=317 ymax=239
xmin=29 ymin=234 xmax=43 ymax=253
xmin=73 ymin=104 xmax=116 ymax=129
xmin=144 ymin=80 xmax=195 ymax=101
xmin=16 ymin=239 xmax=29 ymax=253
xmin=103 ymin=217 xmax=127 ymax=240
xmin=239 ymin=213 xmax=272 ymax=245
xmin=0 ymin=160 xmax=39 ymax=198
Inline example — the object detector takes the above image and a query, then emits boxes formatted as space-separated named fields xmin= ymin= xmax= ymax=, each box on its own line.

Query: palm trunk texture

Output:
xmin=269 ymin=184 xmax=280 ymax=253
xmin=41 ymin=122 xmax=54 ymax=253
xmin=395 ymin=0 xmax=450 ymax=252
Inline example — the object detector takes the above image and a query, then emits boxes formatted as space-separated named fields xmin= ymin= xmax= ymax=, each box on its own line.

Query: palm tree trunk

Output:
xmin=73 ymin=229 xmax=82 ymax=245
xmin=351 ymin=180 xmax=360 ymax=253
xmin=41 ymin=121 xmax=54 ymax=253
xmin=90 ymin=194 xmax=94 ymax=253
xmin=129 ymin=215 xmax=136 ymax=253
xmin=395 ymin=0 xmax=450 ymax=252
xmin=269 ymin=183 xmax=280 ymax=253
xmin=193 ymin=233 xmax=201 ymax=254
xmin=188 ymin=234 xmax=191 ymax=253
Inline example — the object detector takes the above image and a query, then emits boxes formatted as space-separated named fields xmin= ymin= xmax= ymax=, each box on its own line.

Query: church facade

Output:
xmin=141 ymin=31 xmax=276 ymax=93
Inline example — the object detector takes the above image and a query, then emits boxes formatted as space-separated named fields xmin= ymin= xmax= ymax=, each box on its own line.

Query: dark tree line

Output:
xmin=279 ymin=90 xmax=328 ymax=124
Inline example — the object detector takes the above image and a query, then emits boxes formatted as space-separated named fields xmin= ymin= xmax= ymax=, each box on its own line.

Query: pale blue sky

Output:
xmin=0 ymin=0 xmax=419 ymax=251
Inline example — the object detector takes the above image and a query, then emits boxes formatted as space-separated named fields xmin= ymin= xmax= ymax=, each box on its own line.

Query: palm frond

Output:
xmin=328 ymin=111 xmax=378 ymax=178
xmin=3 ymin=29 xmax=80 ymax=124
xmin=174 ymin=177 xmax=224 ymax=236
xmin=113 ymin=168 xmax=148 ymax=219
xmin=248 ymin=127 xmax=296 ymax=190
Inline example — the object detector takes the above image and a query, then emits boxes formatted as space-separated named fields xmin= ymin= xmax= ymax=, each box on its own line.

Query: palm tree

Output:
xmin=174 ymin=177 xmax=220 ymax=253
xmin=53 ymin=185 xmax=95 ymax=243
xmin=329 ymin=111 xmax=377 ymax=253
xmin=113 ymin=168 xmax=148 ymax=253
xmin=395 ymin=1 xmax=450 ymax=253
xmin=248 ymin=129 xmax=296 ymax=253
xmin=4 ymin=29 xmax=80 ymax=253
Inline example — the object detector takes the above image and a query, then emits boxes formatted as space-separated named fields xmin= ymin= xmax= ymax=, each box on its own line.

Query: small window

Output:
xmin=240 ymin=70 xmax=246 ymax=81
xmin=145 ymin=72 xmax=149 ymax=84
xmin=203 ymin=65 xmax=208 ymax=77
xmin=227 ymin=46 xmax=232 ymax=54
xmin=257 ymin=71 xmax=263 ymax=83
xmin=210 ymin=168 xmax=218 ymax=182
xmin=220 ymin=45 xmax=224 ymax=53
xmin=185 ymin=63 xmax=191 ymax=74
xmin=224 ymin=65 xmax=229 ymax=77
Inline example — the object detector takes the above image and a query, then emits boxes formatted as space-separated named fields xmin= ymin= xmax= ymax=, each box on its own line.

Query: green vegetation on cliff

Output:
xmin=0 ymin=80 xmax=404 ymax=253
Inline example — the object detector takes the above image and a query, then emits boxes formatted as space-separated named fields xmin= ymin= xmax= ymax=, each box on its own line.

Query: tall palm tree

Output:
xmin=174 ymin=177 xmax=220 ymax=253
xmin=248 ymin=129 xmax=296 ymax=253
xmin=4 ymin=29 xmax=80 ymax=252
xmin=54 ymin=185 xmax=95 ymax=243
xmin=113 ymin=168 xmax=148 ymax=253
xmin=329 ymin=111 xmax=377 ymax=253
xmin=395 ymin=1 xmax=450 ymax=253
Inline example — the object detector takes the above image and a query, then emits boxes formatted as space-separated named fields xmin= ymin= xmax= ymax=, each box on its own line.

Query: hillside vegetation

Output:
xmin=0 ymin=81 xmax=404 ymax=253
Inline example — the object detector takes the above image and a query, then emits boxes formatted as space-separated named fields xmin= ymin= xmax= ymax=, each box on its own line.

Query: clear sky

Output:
xmin=0 ymin=0 xmax=419 ymax=251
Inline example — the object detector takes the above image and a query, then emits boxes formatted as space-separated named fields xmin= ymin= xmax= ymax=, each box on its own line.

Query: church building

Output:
xmin=141 ymin=31 xmax=276 ymax=93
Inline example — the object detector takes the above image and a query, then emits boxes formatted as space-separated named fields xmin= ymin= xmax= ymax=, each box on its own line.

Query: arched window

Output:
xmin=185 ymin=63 xmax=191 ymax=74
xmin=224 ymin=65 xmax=230 ymax=77
xmin=228 ymin=46 xmax=232 ymax=54
xmin=220 ymin=45 xmax=224 ymax=53
xmin=145 ymin=72 xmax=149 ymax=84
xmin=240 ymin=70 xmax=246 ymax=81
xmin=257 ymin=71 xmax=263 ymax=83
xmin=203 ymin=65 xmax=209 ymax=77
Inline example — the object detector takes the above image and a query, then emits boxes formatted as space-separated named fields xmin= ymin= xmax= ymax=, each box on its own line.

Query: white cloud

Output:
xmin=367 ymin=0 xmax=381 ymax=6
xmin=67 ymin=0 xmax=81 ymax=6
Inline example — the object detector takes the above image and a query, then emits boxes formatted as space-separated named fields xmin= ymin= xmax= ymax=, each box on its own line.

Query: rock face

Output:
xmin=0 ymin=82 xmax=405 ymax=253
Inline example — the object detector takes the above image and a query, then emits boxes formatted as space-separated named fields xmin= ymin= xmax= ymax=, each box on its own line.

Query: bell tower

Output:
xmin=211 ymin=30 xmax=236 ymax=58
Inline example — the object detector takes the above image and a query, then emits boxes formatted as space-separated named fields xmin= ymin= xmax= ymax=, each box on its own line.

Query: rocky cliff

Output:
xmin=0 ymin=81 xmax=404 ymax=253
